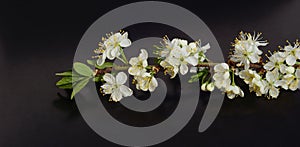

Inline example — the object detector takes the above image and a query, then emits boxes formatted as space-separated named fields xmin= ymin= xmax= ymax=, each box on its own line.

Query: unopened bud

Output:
xmin=206 ymin=83 xmax=215 ymax=91
xmin=201 ymin=83 xmax=207 ymax=91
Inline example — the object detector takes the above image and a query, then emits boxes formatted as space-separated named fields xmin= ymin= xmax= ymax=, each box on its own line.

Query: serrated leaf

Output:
xmin=71 ymin=77 xmax=90 ymax=99
xmin=73 ymin=62 xmax=93 ymax=77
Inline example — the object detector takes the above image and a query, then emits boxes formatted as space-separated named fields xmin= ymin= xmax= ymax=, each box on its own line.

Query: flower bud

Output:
xmin=201 ymin=83 xmax=207 ymax=91
xmin=206 ymin=83 xmax=215 ymax=91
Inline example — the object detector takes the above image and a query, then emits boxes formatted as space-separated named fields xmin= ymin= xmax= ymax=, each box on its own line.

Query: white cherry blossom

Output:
xmin=134 ymin=73 xmax=158 ymax=92
xmin=213 ymin=63 xmax=231 ymax=90
xmin=279 ymin=69 xmax=300 ymax=91
xmin=187 ymin=41 xmax=210 ymax=62
xmin=240 ymin=69 xmax=267 ymax=96
xmin=101 ymin=72 xmax=133 ymax=102
xmin=160 ymin=57 xmax=179 ymax=78
xmin=265 ymin=69 xmax=281 ymax=98
xmin=283 ymin=43 xmax=300 ymax=66
xmin=158 ymin=37 xmax=188 ymax=58
xmin=128 ymin=49 xmax=148 ymax=76
xmin=230 ymin=32 xmax=268 ymax=69
xmin=263 ymin=52 xmax=286 ymax=71
xmin=225 ymin=85 xmax=244 ymax=99
xmin=96 ymin=32 xmax=131 ymax=66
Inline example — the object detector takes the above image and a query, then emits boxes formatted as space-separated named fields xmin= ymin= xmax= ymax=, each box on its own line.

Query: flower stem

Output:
xmin=119 ymin=49 xmax=129 ymax=64
xmin=231 ymin=69 xmax=236 ymax=86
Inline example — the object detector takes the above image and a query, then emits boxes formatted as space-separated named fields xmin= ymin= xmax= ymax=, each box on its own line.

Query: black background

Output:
xmin=1 ymin=0 xmax=300 ymax=146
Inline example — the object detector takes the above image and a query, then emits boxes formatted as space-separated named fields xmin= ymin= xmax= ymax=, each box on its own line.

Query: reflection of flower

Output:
xmin=101 ymin=72 xmax=133 ymax=102
xmin=230 ymin=32 xmax=268 ymax=69
xmin=96 ymin=32 xmax=131 ymax=66
xmin=128 ymin=49 xmax=148 ymax=76
xmin=134 ymin=73 xmax=158 ymax=92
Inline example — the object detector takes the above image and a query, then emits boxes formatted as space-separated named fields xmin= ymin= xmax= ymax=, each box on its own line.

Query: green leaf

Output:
xmin=56 ymin=77 xmax=72 ymax=86
xmin=57 ymin=83 xmax=73 ymax=89
xmin=95 ymin=62 xmax=113 ymax=69
xmin=55 ymin=71 xmax=72 ymax=76
xmin=87 ymin=59 xmax=96 ymax=66
xmin=73 ymin=62 xmax=93 ymax=77
xmin=71 ymin=77 xmax=90 ymax=99
xmin=56 ymin=76 xmax=86 ymax=89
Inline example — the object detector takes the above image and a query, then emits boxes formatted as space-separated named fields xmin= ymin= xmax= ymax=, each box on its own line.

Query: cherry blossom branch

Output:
xmin=56 ymin=31 xmax=300 ymax=101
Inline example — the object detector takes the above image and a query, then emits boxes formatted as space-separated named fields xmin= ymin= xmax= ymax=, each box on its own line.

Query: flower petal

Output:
xmin=120 ymin=39 xmax=131 ymax=47
xmin=116 ymin=72 xmax=127 ymax=85
xmin=214 ymin=63 xmax=229 ymax=72
xmin=119 ymin=85 xmax=133 ymax=97
xmin=289 ymin=80 xmax=298 ymax=91
xmin=201 ymin=43 xmax=210 ymax=52
xmin=128 ymin=67 xmax=140 ymax=76
xmin=180 ymin=64 xmax=188 ymax=75
xmin=149 ymin=77 xmax=158 ymax=92
xmin=142 ymin=60 xmax=148 ymax=68
xmin=269 ymin=87 xmax=279 ymax=98
xmin=286 ymin=55 xmax=296 ymax=66
xmin=129 ymin=57 xmax=139 ymax=66
xmin=296 ymin=69 xmax=300 ymax=78
xmin=139 ymin=49 xmax=148 ymax=60
xmin=189 ymin=42 xmax=196 ymax=49
xmin=101 ymin=83 xmax=113 ymax=94
xmin=248 ymin=54 xmax=260 ymax=63
xmin=111 ymin=88 xmax=123 ymax=102
xmin=97 ymin=54 xmax=106 ymax=66
xmin=227 ymin=93 xmax=235 ymax=99
xmin=111 ymin=47 xmax=121 ymax=58
xmin=295 ymin=49 xmax=300 ymax=59
xmin=121 ymin=32 xmax=128 ymax=39
xmin=103 ymin=73 xmax=115 ymax=84
xmin=263 ymin=62 xmax=275 ymax=71
xmin=106 ymin=48 xmax=114 ymax=60
xmin=185 ymin=56 xmax=198 ymax=66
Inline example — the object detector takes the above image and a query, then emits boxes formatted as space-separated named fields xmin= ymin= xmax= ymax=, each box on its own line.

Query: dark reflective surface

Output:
xmin=1 ymin=0 xmax=300 ymax=146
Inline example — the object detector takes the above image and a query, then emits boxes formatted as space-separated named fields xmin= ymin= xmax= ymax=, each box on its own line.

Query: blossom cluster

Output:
xmin=58 ymin=31 xmax=300 ymax=102
xmin=156 ymin=36 xmax=210 ymax=78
